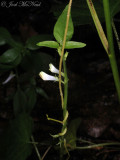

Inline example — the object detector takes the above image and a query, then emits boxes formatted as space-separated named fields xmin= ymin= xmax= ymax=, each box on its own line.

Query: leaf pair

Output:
xmin=37 ymin=5 xmax=86 ymax=50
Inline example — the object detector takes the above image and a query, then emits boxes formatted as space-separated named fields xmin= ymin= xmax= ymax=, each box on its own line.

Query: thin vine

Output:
xmin=58 ymin=0 xmax=73 ymax=109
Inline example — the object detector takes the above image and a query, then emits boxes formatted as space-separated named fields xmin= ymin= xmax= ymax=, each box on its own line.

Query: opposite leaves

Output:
xmin=53 ymin=5 xmax=74 ymax=45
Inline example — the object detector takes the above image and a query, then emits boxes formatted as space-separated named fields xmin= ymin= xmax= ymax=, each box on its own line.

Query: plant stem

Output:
xmin=112 ymin=21 xmax=120 ymax=52
xmin=87 ymin=0 xmax=120 ymax=102
xmin=103 ymin=0 xmax=120 ymax=102
xmin=86 ymin=0 xmax=108 ymax=54
xmin=63 ymin=58 xmax=68 ymax=125
xmin=31 ymin=136 xmax=42 ymax=160
xmin=59 ymin=0 xmax=72 ymax=109
xmin=60 ymin=58 xmax=69 ymax=159
xmin=58 ymin=0 xmax=72 ymax=158
xmin=75 ymin=142 xmax=120 ymax=150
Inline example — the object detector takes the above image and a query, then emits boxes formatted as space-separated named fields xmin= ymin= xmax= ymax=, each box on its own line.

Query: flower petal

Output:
xmin=49 ymin=63 xmax=59 ymax=74
xmin=39 ymin=71 xmax=58 ymax=81
xmin=49 ymin=63 xmax=64 ymax=77
xmin=2 ymin=71 xmax=15 ymax=85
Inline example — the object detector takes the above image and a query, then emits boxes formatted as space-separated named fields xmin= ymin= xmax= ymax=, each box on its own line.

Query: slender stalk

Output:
xmin=75 ymin=142 xmax=120 ymax=150
xmin=60 ymin=58 xmax=69 ymax=159
xmin=59 ymin=0 xmax=72 ymax=109
xmin=86 ymin=0 xmax=108 ymax=54
xmin=62 ymin=59 xmax=68 ymax=135
xmin=63 ymin=58 xmax=68 ymax=123
xmin=58 ymin=0 xmax=72 ymax=158
xmin=31 ymin=136 xmax=42 ymax=160
xmin=112 ymin=21 xmax=120 ymax=52
xmin=103 ymin=0 xmax=120 ymax=102
xmin=41 ymin=146 xmax=51 ymax=160
xmin=103 ymin=0 xmax=114 ymax=54
xmin=87 ymin=0 xmax=120 ymax=103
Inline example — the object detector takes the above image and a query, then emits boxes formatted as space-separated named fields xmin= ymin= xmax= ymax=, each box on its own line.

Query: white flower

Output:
xmin=39 ymin=71 xmax=58 ymax=81
xmin=49 ymin=63 xmax=64 ymax=76
xmin=2 ymin=71 xmax=15 ymax=85
xmin=49 ymin=63 xmax=59 ymax=74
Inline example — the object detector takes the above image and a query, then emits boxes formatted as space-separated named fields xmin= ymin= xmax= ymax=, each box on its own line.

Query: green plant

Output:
xmin=0 ymin=27 xmax=52 ymax=160
xmin=52 ymin=0 xmax=120 ymax=26
xmin=38 ymin=0 xmax=120 ymax=158
xmin=37 ymin=1 xmax=86 ymax=158
xmin=0 ymin=0 xmax=120 ymax=159
xmin=86 ymin=0 xmax=120 ymax=102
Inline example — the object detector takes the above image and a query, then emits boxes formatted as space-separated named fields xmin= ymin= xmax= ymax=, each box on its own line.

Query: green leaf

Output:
xmin=21 ymin=52 xmax=54 ymax=74
xmin=51 ymin=0 xmax=120 ymax=26
xmin=37 ymin=41 xmax=59 ymax=48
xmin=25 ymin=86 xmax=37 ymax=113
xmin=13 ymin=87 xmax=27 ymax=116
xmin=26 ymin=34 xmax=53 ymax=50
xmin=53 ymin=5 xmax=74 ymax=44
xmin=0 ymin=52 xmax=22 ymax=73
xmin=65 ymin=41 xmax=86 ymax=49
xmin=0 ymin=48 xmax=20 ymax=64
xmin=0 ymin=27 xmax=13 ymax=45
xmin=11 ymin=51 xmax=22 ymax=66
xmin=109 ymin=0 xmax=120 ymax=18
xmin=0 ymin=63 xmax=15 ymax=70
xmin=0 ymin=113 xmax=33 ymax=160
xmin=36 ymin=87 xmax=49 ymax=99
xmin=0 ymin=27 xmax=22 ymax=48
xmin=0 ymin=36 xmax=6 ymax=46
xmin=65 ymin=118 xmax=81 ymax=150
